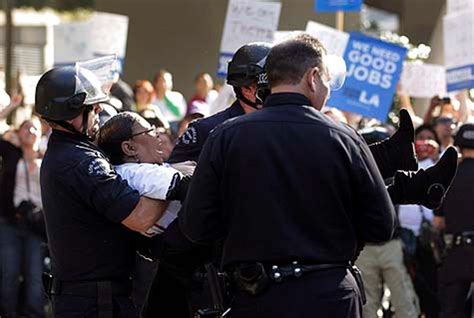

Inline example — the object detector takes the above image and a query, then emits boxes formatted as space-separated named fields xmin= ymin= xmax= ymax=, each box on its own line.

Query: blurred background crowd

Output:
xmin=0 ymin=0 xmax=473 ymax=317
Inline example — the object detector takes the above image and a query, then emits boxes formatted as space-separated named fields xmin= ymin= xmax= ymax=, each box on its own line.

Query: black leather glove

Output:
xmin=369 ymin=109 xmax=418 ymax=179
xmin=388 ymin=147 xmax=458 ymax=209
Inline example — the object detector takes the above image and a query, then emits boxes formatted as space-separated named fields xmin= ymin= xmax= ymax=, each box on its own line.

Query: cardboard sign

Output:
xmin=315 ymin=0 xmax=363 ymax=12
xmin=327 ymin=32 xmax=407 ymax=121
xmin=272 ymin=31 xmax=304 ymax=44
xmin=217 ymin=0 xmax=281 ymax=77
xmin=305 ymin=20 xmax=349 ymax=56
xmin=54 ymin=12 xmax=129 ymax=68
xmin=399 ymin=63 xmax=446 ymax=98
xmin=443 ymin=10 xmax=474 ymax=91
xmin=447 ymin=0 xmax=474 ymax=14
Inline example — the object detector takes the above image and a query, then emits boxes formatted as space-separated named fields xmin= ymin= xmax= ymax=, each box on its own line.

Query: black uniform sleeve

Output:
xmin=167 ymin=121 xmax=205 ymax=163
xmin=351 ymin=136 xmax=397 ymax=244
xmin=71 ymin=155 xmax=140 ymax=223
xmin=179 ymin=130 xmax=224 ymax=243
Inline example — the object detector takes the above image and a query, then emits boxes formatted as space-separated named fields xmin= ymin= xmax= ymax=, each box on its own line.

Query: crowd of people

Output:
xmin=0 ymin=33 xmax=472 ymax=318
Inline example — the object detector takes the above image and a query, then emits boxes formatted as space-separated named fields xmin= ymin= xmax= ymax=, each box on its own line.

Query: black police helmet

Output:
xmin=35 ymin=66 xmax=109 ymax=121
xmin=359 ymin=126 xmax=391 ymax=144
xmin=226 ymin=42 xmax=272 ymax=88
xmin=454 ymin=123 xmax=474 ymax=149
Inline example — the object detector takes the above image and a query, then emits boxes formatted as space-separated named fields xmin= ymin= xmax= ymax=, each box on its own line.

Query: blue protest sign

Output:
xmin=327 ymin=32 xmax=407 ymax=121
xmin=315 ymin=0 xmax=363 ymax=12
xmin=446 ymin=65 xmax=474 ymax=92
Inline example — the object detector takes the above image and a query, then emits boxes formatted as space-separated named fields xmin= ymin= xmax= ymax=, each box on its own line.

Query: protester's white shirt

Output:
xmin=152 ymin=91 xmax=187 ymax=122
xmin=398 ymin=158 xmax=435 ymax=235
xmin=115 ymin=162 xmax=183 ymax=236
xmin=14 ymin=159 xmax=43 ymax=209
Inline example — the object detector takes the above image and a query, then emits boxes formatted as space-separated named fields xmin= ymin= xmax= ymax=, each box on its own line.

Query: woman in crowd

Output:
xmin=133 ymin=79 xmax=170 ymax=132
xmin=0 ymin=117 xmax=46 ymax=318
xmin=399 ymin=124 xmax=441 ymax=318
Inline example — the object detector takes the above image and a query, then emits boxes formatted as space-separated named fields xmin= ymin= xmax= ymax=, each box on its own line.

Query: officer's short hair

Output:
xmin=266 ymin=33 xmax=326 ymax=87
xmin=98 ymin=112 xmax=140 ymax=165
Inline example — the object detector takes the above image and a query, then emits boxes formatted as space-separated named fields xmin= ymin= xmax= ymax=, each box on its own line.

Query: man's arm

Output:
xmin=179 ymin=130 xmax=225 ymax=244
xmin=122 ymin=197 xmax=169 ymax=232
xmin=352 ymin=137 xmax=397 ymax=243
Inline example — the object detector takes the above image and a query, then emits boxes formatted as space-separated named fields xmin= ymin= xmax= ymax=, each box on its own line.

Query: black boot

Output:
xmin=388 ymin=147 xmax=458 ymax=209
xmin=369 ymin=109 xmax=418 ymax=179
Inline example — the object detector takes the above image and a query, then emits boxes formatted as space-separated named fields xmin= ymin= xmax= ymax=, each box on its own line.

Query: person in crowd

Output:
xmin=434 ymin=123 xmax=474 ymax=318
xmin=34 ymin=60 xmax=170 ymax=317
xmin=357 ymin=126 xmax=421 ymax=318
xmin=152 ymin=70 xmax=187 ymax=134
xmin=0 ymin=117 xmax=46 ymax=318
xmin=187 ymin=72 xmax=218 ymax=115
xmin=399 ymin=124 xmax=442 ymax=318
xmin=177 ymin=100 xmax=210 ymax=137
xmin=110 ymin=71 xmax=135 ymax=112
xmin=133 ymin=79 xmax=170 ymax=131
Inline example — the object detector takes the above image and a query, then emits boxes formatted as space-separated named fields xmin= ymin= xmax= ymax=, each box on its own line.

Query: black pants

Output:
xmin=438 ymin=246 xmax=474 ymax=318
xmin=229 ymin=268 xmax=362 ymax=318
xmin=52 ymin=295 xmax=137 ymax=318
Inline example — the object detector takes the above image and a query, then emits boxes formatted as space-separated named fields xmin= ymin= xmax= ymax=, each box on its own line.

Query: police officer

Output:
xmin=434 ymin=123 xmax=474 ymax=318
xmin=35 ymin=60 xmax=169 ymax=317
xmin=178 ymin=33 xmax=396 ymax=317
xmin=167 ymin=42 xmax=272 ymax=164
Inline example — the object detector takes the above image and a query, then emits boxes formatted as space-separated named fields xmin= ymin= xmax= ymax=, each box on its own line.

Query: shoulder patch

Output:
xmin=87 ymin=157 xmax=114 ymax=177
xmin=178 ymin=126 xmax=198 ymax=145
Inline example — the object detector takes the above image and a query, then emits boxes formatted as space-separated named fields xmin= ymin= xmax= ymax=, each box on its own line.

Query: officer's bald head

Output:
xmin=266 ymin=34 xmax=326 ymax=87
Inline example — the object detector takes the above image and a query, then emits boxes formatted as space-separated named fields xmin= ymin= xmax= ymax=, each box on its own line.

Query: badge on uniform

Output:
xmin=179 ymin=126 xmax=198 ymax=145
xmin=87 ymin=157 xmax=113 ymax=177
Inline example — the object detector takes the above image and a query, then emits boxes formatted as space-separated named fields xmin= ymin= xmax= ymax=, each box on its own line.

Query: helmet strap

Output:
xmin=234 ymin=87 xmax=260 ymax=110
xmin=47 ymin=105 xmax=95 ymax=141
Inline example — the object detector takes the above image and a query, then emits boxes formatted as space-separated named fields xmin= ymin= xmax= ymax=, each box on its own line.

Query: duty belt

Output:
xmin=444 ymin=231 xmax=474 ymax=248
xmin=269 ymin=261 xmax=349 ymax=282
xmin=50 ymin=278 xmax=133 ymax=318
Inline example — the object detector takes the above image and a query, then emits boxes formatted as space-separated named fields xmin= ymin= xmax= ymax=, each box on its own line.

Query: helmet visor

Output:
xmin=74 ymin=55 xmax=118 ymax=105
xmin=323 ymin=54 xmax=346 ymax=91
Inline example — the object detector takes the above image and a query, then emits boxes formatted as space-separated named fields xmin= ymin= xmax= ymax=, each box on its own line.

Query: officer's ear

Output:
xmin=306 ymin=67 xmax=319 ymax=93
xmin=121 ymin=140 xmax=137 ymax=158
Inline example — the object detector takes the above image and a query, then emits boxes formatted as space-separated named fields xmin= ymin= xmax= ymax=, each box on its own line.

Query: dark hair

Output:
xmin=153 ymin=69 xmax=171 ymax=84
xmin=415 ymin=123 xmax=441 ymax=145
xmin=97 ymin=112 xmax=140 ymax=165
xmin=266 ymin=33 xmax=326 ymax=87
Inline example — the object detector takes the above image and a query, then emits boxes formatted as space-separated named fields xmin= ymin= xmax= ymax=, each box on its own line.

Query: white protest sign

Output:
xmin=443 ymin=9 xmax=474 ymax=91
xmin=399 ymin=63 xmax=446 ymax=98
xmin=447 ymin=0 xmax=474 ymax=14
xmin=54 ymin=21 xmax=92 ymax=64
xmin=273 ymin=31 xmax=304 ymax=44
xmin=20 ymin=75 xmax=41 ymax=105
xmin=89 ymin=12 xmax=129 ymax=59
xmin=54 ymin=12 xmax=129 ymax=66
xmin=217 ymin=0 xmax=282 ymax=77
xmin=305 ymin=20 xmax=349 ymax=56
xmin=443 ymin=10 xmax=474 ymax=69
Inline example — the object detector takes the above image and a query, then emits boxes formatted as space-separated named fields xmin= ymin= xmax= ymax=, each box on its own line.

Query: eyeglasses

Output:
xmin=129 ymin=125 xmax=159 ymax=138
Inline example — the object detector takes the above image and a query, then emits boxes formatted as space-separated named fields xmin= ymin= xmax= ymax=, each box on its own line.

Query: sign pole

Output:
xmin=336 ymin=10 xmax=344 ymax=31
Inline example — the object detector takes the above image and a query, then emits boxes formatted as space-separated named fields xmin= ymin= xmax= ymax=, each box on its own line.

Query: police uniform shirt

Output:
xmin=41 ymin=130 xmax=140 ymax=281
xmin=436 ymin=158 xmax=474 ymax=234
xmin=179 ymin=93 xmax=396 ymax=267
xmin=115 ymin=162 xmax=182 ymax=236
xmin=167 ymin=100 xmax=245 ymax=164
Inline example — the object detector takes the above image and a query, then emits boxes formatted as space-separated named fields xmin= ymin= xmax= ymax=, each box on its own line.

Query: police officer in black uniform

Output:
xmin=178 ymin=33 xmax=396 ymax=318
xmin=35 ymin=62 xmax=169 ymax=317
xmin=435 ymin=123 xmax=474 ymax=318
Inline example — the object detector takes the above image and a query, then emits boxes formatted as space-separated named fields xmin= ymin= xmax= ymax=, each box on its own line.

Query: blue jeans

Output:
xmin=0 ymin=221 xmax=45 ymax=318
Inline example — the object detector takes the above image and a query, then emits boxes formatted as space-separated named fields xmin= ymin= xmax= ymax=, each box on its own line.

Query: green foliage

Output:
xmin=14 ymin=0 xmax=94 ymax=11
